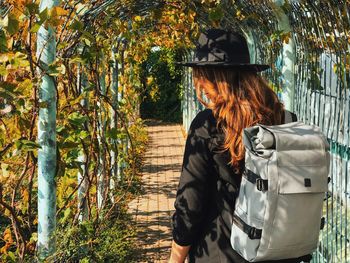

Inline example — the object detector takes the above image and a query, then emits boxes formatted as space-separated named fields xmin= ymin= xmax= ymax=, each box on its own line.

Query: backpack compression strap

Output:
xmin=243 ymin=169 xmax=268 ymax=191
xmin=232 ymin=214 xmax=262 ymax=239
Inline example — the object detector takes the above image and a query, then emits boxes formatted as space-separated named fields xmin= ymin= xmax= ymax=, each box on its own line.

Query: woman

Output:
xmin=169 ymin=29 xmax=310 ymax=263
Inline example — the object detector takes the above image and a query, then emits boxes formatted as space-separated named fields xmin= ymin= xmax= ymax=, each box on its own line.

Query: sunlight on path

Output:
xmin=128 ymin=122 xmax=186 ymax=263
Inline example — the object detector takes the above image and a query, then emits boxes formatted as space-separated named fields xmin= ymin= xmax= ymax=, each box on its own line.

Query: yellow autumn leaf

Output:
xmin=282 ymin=32 xmax=290 ymax=44
xmin=50 ymin=6 xmax=69 ymax=17
xmin=58 ymin=63 xmax=66 ymax=75
xmin=3 ymin=228 xmax=13 ymax=243
xmin=146 ymin=76 xmax=154 ymax=85
xmin=0 ymin=54 xmax=10 ymax=63
xmin=0 ymin=246 xmax=8 ymax=255
xmin=1 ymin=163 xmax=10 ymax=179
xmin=22 ymin=189 xmax=29 ymax=203
xmin=134 ymin=15 xmax=142 ymax=22
xmin=7 ymin=37 xmax=13 ymax=49
xmin=333 ymin=63 xmax=338 ymax=73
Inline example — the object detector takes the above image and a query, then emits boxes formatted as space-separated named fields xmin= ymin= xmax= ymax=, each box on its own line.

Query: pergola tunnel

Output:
xmin=0 ymin=0 xmax=349 ymax=262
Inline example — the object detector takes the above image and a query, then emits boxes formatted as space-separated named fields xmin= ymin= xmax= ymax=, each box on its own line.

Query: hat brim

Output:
xmin=175 ymin=61 xmax=270 ymax=72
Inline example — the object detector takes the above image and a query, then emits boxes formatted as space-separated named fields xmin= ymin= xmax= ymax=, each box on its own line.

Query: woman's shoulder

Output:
xmin=189 ymin=108 xmax=219 ymax=139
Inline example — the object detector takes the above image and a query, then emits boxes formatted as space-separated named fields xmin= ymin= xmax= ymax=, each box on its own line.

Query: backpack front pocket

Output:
xmin=267 ymin=162 xmax=328 ymax=251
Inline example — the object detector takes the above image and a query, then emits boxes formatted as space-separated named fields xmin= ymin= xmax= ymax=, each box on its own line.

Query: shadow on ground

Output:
xmin=131 ymin=120 xmax=185 ymax=262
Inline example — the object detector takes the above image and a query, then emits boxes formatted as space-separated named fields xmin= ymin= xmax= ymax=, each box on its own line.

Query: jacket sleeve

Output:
xmin=172 ymin=117 xmax=212 ymax=246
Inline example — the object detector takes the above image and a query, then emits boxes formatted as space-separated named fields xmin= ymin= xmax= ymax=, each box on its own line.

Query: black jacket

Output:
xmin=172 ymin=109 xmax=310 ymax=263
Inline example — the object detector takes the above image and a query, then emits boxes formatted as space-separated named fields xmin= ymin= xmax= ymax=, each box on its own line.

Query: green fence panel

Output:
xmin=182 ymin=1 xmax=350 ymax=262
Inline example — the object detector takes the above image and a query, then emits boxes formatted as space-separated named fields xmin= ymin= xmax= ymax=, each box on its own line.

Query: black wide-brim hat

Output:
xmin=177 ymin=29 xmax=269 ymax=72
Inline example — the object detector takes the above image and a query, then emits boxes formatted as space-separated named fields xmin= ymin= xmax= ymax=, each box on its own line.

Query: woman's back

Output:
xmin=173 ymin=108 xmax=309 ymax=263
xmin=170 ymin=28 xmax=308 ymax=263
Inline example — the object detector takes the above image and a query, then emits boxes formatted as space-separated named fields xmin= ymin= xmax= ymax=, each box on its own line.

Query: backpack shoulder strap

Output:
xmin=284 ymin=110 xmax=297 ymax=123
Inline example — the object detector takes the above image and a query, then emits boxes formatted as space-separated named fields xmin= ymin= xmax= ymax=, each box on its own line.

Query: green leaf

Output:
xmin=61 ymin=207 xmax=71 ymax=223
xmin=68 ymin=112 xmax=88 ymax=126
xmin=69 ymin=56 xmax=84 ymax=64
xmin=22 ymin=140 xmax=42 ymax=149
xmin=12 ymin=53 xmax=29 ymax=67
xmin=16 ymin=79 xmax=33 ymax=93
xmin=0 ymin=81 xmax=17 ymax=93
xmin=18 ymin=98 xmax=25 ymax=107
xmin=26 ymin=3 xmax=39 ymax=16
xmin=83 ymin=38 xmax=91 ymax=47
xmin=106 ymin=127 xmax=119 ymax=140
xmin=16 ymin=139 xmax=42 ymax=151
xmin=39 ymin=8 xmax=48 ymax=22
xmin=81 ymin=30 xmax=95 ymax=42
xmin=209 ymin=6 xmax=224 ymax=22
xmin=69 ymin=19 xmax=84 ymax=31
xmin=60 ymin=141 xmax=79 ymax=149
xmin=0 ymin=81 xmax=18 ymax=101
xmin=0 ymin=91 xmax=14 ymax=101
xmin=30 ymin=22 xmax=41 ymax=33
xmin=0 ymin=64 xmax=7 ymax=76
xmin=56 ymin=125 xmax=65 ymax=133
xmin=57 ymin=41 xmax=69 ymax=50
xmin=6 ymin=14 xmax=19 ymax=35
xmin=79 ymin=130 xmax=89 ymax=139
xmin=7 ymin=251 xmax=15 ymax=261
xmin=46 ymin=63 xmax=60 ymax=76
xmin=66 ymin=148 xmax=80 ymax=163
xmin=117 ymin=133 xmax=127 ymax=140
xmin=30 ymin=232 xmax=38 ymax=242
xmin=0 ymin=29 xmax=8 ymax=53
xmin=18 ymin=117 xmax=31 ymax=130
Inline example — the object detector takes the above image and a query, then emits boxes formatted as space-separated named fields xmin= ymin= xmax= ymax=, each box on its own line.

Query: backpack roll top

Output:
xmin=265 ymin=121 xmax=329 ymax=195
xmin=231 ymin=121 xmax=330 ymax=262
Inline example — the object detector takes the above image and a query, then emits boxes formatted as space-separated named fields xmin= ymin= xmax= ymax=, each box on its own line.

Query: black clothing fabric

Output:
xmin=172 ymin=109 xmax=310 ymax=263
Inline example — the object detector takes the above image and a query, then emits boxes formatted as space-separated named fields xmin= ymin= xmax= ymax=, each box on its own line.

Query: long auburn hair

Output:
xmin=192 ymin=67 xmax=284 ymax=173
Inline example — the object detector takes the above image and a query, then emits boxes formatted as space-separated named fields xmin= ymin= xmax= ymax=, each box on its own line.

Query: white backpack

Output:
xmin=230 ymin=114 xmax=330 ymax=262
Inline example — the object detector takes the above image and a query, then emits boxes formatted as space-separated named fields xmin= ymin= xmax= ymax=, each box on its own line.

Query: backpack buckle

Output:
xmin=256 ymin=178 xmax=268 ymax=191
xmin=320 ymin=217 xmax=325 ymax=230
xmin=248 ymin=226 xmax=261 ymax=239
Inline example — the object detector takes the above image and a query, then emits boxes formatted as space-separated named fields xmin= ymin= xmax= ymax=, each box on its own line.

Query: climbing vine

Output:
xmin=0 ymin=0 xmax=200 ymax=261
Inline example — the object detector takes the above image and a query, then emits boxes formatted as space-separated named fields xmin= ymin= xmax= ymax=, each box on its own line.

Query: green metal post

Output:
xmin=182 ymin=54 xmax=188 ymax=132
xmin=185 ymin=64 xmax=190 ymax=132
xmin=117 ymin=47 xmax=125 ymax=181
xmin=273 ymin=0 xmax=296 ymax=111
xmin=36 ymin=0 xmax=59 ymax=259
xmin=77 ymin=60 xmax=88 ymax=222
xmin=242 ymin=28 xmax=257 ymax=64
xmin=110 ymin=45 xmax=118 ymax=201
xmin=97 ymin=58 xmax=107 ymax=210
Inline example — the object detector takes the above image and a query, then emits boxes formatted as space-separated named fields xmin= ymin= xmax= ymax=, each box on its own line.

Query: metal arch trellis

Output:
xmin=2 ymin=0 xmax=350 ymax=260
xmin=181 ymin=1 xmax=350 ymax=262
xmin=288 ymin=1 xmax=350 ymax=262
